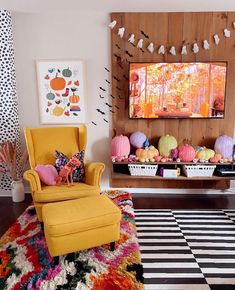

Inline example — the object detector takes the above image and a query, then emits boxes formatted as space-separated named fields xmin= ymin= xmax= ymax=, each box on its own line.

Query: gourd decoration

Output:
xmin=158 ymin=134 xmax=178 ymax=157
xmin=130 ymin=131 xmax=147 ymax=148
xmin=210 ymin=153 xmax=222 ymax=163
xmin=111 ymin=135 xmax=130 ymax=158
xmin=171 ymin=148 xmax=178 ymax=159
xmin=62 ymin=68 xmax=72 ymax=78
xmin=178 ymin=144 xmax=196 ymax=162
xmin=50 ymin=73 xmax=66 ymax=91
xmin=144 ymin=139 xmax=150 ymax=148
xmin=214 ymin=135 xmax=234 ymax=158
xmin=46 ymin=91 xmax=55 ymax=100
xmin=196 ymin=147 xmax=215 ymax=160
xmin=136 ymin=145 xmax=159 ymax=162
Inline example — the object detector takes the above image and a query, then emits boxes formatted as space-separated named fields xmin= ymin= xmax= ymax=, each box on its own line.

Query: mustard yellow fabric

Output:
xmin=23 ymin=125 xmax=105 ymax=222
xmin=42 ymin=195 xmax=121 ymax=257
xmin=34 ymin=183 xmax=100 ymax=203
xmin=24 ymin=126 xmax=84 ymax=168
xmin=45 ymin=223 xmax=120 ymax=257
xmin=42 ymin=195 xmax=121 ymax=236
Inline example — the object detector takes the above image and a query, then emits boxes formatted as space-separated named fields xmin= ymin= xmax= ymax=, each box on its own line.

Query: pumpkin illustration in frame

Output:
xmin=36 ymin=60 xmax=85 ymax=124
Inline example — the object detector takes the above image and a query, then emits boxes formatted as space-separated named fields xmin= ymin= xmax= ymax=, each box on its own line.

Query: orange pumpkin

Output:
xmin=50 ymin=74 xmax=66 ymax=91
xmin=69 ymin=93 xmax=80 ymax=103
xmin=136 ymin=146 xmax=159 ymax=160
xmin=136 ymin=148 xmax=148 ymax=159
xmin=209 ymin=153 xmax=222 ymax=163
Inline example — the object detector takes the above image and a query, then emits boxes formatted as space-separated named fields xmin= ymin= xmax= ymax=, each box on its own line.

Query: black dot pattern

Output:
xmin=0 ymin=10 xmax=20 ymax=191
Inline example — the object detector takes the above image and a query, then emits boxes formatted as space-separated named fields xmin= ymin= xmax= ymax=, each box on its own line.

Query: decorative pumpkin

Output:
xmin=196 ymin=147 xmax=215 ymax=160
xmin=148 ymin=145 xmax=159 ymax=158
xmin=178 ymin=144 xmax=196 ymax=162
xmin=130 ymin=131 xmax=146 ymax=148
xmin=210 ymin=153 xmax=222 ymax=163
xmin=111 ymin=135 xmax=130 ymax=158
xmin=69 ymin=93 xmax=80 ymax=103
xmin=62 ymin=67 xmax=72 ymax=78
xmin=136 ymin=146 xmax=159 ymax=161
xmin=171 ymin=148 xmax=178 ymax=159
xmin=154 ymin=155 xmax=162 ymax=162
xmin=50 ymin=73 xmax=66 ymax=91
xmin=161 ymin=157 xmax=167 ymax=162
xmin=46 ymin=91 xmax=55 ymax=100
xmin=214 ymin=135 xmax=234 ymax=158
xmin=136 ymin=148 xmax=148 ymax=159
xmin=158 ymin=134 xmax=178 ymax=157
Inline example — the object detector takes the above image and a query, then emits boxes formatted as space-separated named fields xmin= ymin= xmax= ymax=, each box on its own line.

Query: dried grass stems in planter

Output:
xmin=0 ymin=142 xmax=28 ymax=181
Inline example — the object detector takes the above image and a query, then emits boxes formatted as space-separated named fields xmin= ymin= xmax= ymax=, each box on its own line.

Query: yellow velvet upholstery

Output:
xmin=23 ymin=125 xmax=105 ymax=222
xmin=42 ymin=195 xmax=121 ymax=257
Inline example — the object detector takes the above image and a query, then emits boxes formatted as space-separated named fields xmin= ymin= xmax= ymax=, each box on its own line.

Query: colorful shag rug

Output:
xmin=0 ymin=191 xmax=144 ymax=290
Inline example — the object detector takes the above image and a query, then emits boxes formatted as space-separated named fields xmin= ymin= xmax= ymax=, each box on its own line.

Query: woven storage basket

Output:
xmin=128 ymin=164 xmax=158 ymax=176
xmin=183 ymin=165 xmax=216 ymax=177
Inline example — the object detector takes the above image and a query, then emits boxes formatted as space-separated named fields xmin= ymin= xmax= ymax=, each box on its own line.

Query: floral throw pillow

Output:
xmin=55 ymin=150 xmax=85 ymax=182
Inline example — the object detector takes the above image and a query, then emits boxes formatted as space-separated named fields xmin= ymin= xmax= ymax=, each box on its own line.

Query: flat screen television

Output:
xmin=129 ymin=62 xmax=227 ymax=119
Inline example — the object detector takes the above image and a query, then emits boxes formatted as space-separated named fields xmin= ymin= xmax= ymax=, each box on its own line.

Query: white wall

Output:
xmin=12 ymin=11 xmax=112 ymax=191
xmin=9 ymin=10 xmax=235 ymax=196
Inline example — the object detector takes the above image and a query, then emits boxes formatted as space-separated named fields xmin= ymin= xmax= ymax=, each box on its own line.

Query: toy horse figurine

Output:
xmin=56 ymin=156 xmax=81 ymax=186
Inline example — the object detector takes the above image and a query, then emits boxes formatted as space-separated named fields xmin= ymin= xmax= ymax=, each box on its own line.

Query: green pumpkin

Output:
xmin=46 ymin=92 xmax=55 ymax=100
xmin=62 ymin=68 xmax=72 ymax=78
xmin=158 ymin=134 xmax=178 ymax=157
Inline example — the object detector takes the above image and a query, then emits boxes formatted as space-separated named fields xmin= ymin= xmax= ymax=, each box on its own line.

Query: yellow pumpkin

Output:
xmin=196 ymin=148 xmax=215 ymax=160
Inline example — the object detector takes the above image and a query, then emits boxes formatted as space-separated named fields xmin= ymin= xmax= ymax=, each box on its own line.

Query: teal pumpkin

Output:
xmin=62 ymin=68 xmax=72 ymax=78
xmin=46 ymin=92 xmax=55 ymax=100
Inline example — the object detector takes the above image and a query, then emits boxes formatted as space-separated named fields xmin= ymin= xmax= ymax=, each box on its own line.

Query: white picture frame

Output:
xmin=36 ymin=60 xmax=86 ymax=124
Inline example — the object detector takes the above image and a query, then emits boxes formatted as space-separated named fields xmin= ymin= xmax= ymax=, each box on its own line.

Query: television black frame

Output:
xmin=128 ymin=61 xmax=228 ymax=120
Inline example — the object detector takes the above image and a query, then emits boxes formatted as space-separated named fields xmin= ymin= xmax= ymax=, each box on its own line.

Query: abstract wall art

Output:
xmin=36 ymin=60 xmax=85 ymax=124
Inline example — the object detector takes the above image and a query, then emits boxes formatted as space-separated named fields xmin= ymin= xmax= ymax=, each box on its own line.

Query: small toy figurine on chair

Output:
xmin=56 ymin=156 xmax=81 ymax=186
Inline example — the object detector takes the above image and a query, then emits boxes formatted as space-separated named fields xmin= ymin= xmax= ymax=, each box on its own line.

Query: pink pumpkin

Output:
xmin=111 ymin=135 xmax=130 ymax=158
xmin=178 ymin=144 xmax=196 ymax=162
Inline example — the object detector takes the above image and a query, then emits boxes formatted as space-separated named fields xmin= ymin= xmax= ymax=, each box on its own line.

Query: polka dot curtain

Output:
xmin=0 ymin=10 xmax=20 ymax=191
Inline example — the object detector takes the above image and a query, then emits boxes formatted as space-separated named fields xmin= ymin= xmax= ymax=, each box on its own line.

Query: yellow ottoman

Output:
xmin=42 ymin=195 xmax=121 ymax=257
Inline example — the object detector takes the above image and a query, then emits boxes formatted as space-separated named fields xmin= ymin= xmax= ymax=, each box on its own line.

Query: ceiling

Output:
xmin=1 ymin=0 xmax=235 ymax=13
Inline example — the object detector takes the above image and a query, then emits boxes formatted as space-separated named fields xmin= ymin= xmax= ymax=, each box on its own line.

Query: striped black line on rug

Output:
xmin=135 ymin=209 xmax=235 ymax=290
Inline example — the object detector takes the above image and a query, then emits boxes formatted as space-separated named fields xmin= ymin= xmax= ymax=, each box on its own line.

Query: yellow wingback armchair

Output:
xmin=23 ymin=125 xmax=105 ymax=222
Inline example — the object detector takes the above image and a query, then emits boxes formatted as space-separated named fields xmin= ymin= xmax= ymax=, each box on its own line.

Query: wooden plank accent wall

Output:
xmin=110 ymin=12 xmax=235 ymax=188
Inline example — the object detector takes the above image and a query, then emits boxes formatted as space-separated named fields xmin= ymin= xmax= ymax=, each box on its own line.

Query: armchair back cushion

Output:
xmin=24 ymin=126 xmax=87 ymax=168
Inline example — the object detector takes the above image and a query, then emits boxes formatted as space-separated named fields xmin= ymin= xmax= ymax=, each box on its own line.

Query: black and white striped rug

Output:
xmin=135 ymin=209 xmax=235 ymax=290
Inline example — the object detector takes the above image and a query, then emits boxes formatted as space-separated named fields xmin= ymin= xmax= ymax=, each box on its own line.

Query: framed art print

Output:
xmin=36 ymin=60 xmax=85 ymax=124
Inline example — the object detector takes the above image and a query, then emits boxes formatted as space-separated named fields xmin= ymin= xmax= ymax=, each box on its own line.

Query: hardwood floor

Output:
xmin=0 ymin=194 xmax=32 ymax=237
xmin=132 ymin=193 xmax=235 ymax=209
xmin=1 ymin=192 xmax=235 ymax=238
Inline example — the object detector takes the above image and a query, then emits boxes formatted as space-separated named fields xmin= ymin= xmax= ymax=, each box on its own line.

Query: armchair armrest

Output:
xmin=23 ymin=169 xmax=42 ymax=193
xmin=85 ymin=162 xmax=105 ymax=186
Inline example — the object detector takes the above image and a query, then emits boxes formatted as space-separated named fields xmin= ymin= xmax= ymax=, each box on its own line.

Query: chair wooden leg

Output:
xmin=110 ymin=242 xmax=115 ymax=251
xmin=53 ymin=256 xmax=59 ymax=265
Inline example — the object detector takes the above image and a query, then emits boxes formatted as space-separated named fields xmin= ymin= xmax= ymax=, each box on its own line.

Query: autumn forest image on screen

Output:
xmin=129 ymin=62 xmax=227 ymax=119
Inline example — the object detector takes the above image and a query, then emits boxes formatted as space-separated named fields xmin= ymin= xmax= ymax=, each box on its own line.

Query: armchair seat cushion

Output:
xmin=34 ymin=182 xmax=100 ymax=203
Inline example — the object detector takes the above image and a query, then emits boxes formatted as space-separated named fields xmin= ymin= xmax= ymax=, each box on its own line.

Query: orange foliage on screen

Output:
xmin=129 ymin=62 xmax=227 ymax=119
